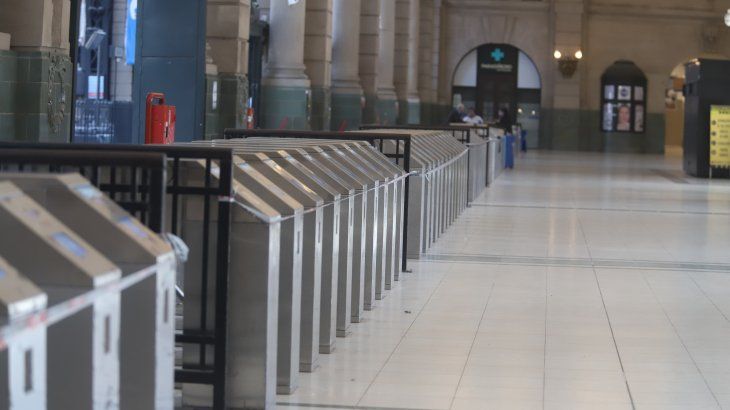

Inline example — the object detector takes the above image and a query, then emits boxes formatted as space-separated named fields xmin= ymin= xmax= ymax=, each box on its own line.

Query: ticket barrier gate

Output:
xmin=0 ymin=182 xmax=121 ymax=410
xmin=487 ymin=127 xmax=505 ymax=186
xmin=0 ymin=173 xmax=177 ymax=410
xmin=225 ymin=139 xmax=396 ymax=310
xmin=236 ymin=153 xmax=325 ymax=373
xmin=358 ymin=129 xmax=468 ymax=258
xmin=219 ymin=139 xmax=379 ymax=314
xmin=0 ymin=256 xmax=47 ymax=410
xmin=187 ymin=140 xmax=349 ymax=348
xmin=179 ymin=159 xmax=283 ymax=409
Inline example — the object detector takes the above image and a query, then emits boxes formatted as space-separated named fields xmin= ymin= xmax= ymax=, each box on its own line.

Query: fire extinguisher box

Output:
xmin=145 ymin=93 xmax=176 ymax=145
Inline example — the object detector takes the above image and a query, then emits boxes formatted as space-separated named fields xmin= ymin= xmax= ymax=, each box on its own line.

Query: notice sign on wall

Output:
xmin=710 ymin=105 xmax=730 ymax=168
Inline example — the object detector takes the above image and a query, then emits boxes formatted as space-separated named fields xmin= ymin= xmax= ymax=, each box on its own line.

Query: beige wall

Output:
xmin=440 ymin=1 xmax=554 ymax=108
xmin=440 ymin=0 xmax=730 ymax=116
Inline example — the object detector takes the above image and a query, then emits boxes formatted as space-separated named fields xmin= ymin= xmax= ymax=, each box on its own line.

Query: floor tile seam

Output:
xmin=686 ymin=274 xmax=730 ymax=328
xmin=543 ymin=265 xmax=549 ymax=410
xmin=276 ymin=402 xmax=433 ymax=410
xmin=422 ymin=253 xmax=730 ymax=274
xmin=470 ymin=202 xmax=730 ymax=216
xmin=355 ymin=268 xmax=451 ymax=407
xmin=448 ymin=281 xmax=496 ymax=410
xmin=640 ymin=271 xmax=724 ymax=409
xmin=590 ymin=266 xmax=637 ymax=410
xmin=578 ymin=214 xmax=638 ymax=410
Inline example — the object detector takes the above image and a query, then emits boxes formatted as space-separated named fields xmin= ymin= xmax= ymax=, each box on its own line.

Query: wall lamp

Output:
xmin=554 ymin=49 xmax=582 ymax=78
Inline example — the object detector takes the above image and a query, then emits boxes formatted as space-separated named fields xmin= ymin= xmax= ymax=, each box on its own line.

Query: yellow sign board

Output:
xmin=710 ymin=105 xmax=730 ymax=168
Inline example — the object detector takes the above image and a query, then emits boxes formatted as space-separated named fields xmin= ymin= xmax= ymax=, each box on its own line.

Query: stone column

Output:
xmin=358 ymin=0 xmax=379 ymax=124
xmin=394 ymin=0 xmax=420 ymax=125
xmin=550 ymin=0 xmax=584 ymax=149
xmin=375 ymin=0 xmax=397 ymax=125
xmin=304 ymin=0 xmax=333 ymax=130
xmin=0 ymin=0 xmax=73 ymax=142
xmin=418 ymin=0 xmax=435 ymax=124
xmin=433 ymin=0 xmax=449 ymax=121
xmin=330 ymin=0 xmax=363 ymax=130
xmin=206 ymin=0 xmax=251 ymax=138
xmin=262 ymin=0 xmax=311 ymax=129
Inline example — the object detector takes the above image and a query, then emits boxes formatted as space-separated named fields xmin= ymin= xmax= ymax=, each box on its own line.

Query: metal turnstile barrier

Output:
xmin=1 ymin=173 xmax=177 ymax=410
xmin=0 ymin=143 xmax=236 ymax=409
xmin=0 ymin=256 xmax=47 ymax=410
xmin=0 ymin=182 xmax=122 ymax=410
xmin=356 ymin=128 xmax=469 ymax=259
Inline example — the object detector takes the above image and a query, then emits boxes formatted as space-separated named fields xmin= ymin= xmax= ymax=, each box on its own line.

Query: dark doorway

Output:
xmin=476 ymin=44 xmax=519 ymax=121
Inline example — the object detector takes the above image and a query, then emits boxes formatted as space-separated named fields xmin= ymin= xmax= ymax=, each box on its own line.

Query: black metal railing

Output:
xmin=360 ymin=124 xmax=474 ymax=144
xmin=223 ymin=128 xmax=413 ymax=273
xmin=0 ymin=142 xmax=235 ymax=409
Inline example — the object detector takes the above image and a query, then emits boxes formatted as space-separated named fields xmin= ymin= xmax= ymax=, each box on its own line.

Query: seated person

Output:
xmin=447 ymin=104 xmax=466 ymax=124
xmin=462 ymin=107 xmax=484 ymax=125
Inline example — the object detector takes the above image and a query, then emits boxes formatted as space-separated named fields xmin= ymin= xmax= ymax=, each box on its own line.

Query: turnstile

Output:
xmin=230 ymin=157 xmax=305 ymax=394
xmin=237 ymin=152 xmax=325 ymax=371
xmin=0 ymin=182 xmax=121 ymax=410
xmin=1 ymin=173 xmax=177 ymax=410
xmin=179 ymin=160 xmax=282 ymax=409
xmin=0 ymin=256 xmax=47 ymax=410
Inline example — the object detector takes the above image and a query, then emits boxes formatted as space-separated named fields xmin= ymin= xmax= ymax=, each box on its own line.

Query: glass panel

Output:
xmin=616 ymin=103 xmax=632 ymax=131
xmin=617 ymin=85 xmax=632 ymax=101
xmin=634 ymin=104 xmax=644 ymax=132
xmin=602 ymin=103 xmax=614 ymax=131
xmin=604 ymin=85 xmax=615 ymax=100
xmin=634 ymin=86 xmax=644 ymax=101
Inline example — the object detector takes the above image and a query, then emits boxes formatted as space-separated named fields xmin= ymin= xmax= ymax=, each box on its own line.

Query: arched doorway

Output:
xmin=664 ymin=62 xmax=687 ymax=154
xmin=451 ymin=44 xmax=542 ymax=147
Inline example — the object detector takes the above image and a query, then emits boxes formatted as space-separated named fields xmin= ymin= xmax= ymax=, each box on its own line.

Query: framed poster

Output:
xmin=634 ymin=86 xmax=644 ymax=101
xmin=602 ymin=103 xmax=614 ymax=131
xmin=604 ymin=85 xmax=615 ymax=100
xmin=616 ymin=103 xmax=632 ymax=131
xmin=617 ymin=85 xmax=632 ymax=101
xmin=634 ymin=105 xmax=644 ymax=132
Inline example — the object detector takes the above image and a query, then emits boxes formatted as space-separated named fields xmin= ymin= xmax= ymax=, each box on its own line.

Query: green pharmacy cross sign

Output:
xmin=491 ymin=48 xmax=505 ymax=62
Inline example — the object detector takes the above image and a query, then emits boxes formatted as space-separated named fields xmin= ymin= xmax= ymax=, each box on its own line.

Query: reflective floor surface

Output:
xmin=277 ymin=151 xmax=730 ymax=410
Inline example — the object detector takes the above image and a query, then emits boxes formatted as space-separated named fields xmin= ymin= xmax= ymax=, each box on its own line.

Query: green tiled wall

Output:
xmin=541 ymin=108 xmax=665 ymax=154
xmin=375 ymin=97 xmax=397 ymax=126
xmin=205 ymin=73 xmax=248 ymax=139
xmin=330 ymin=92 xmax=362 ymax=131
xmin=0 ymin=50 xmax=72 ymax=142
xmin=310 ymin=86 xmax=331 ymax=131
xmin=261 ymin=85 xmax=311 ymax=130
xmin=397 ymin=99 xmax=421 ymax=125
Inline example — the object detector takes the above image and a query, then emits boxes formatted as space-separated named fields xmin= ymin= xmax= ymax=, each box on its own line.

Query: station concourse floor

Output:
xmin=278 ymin=150 xmax=730 ymax=410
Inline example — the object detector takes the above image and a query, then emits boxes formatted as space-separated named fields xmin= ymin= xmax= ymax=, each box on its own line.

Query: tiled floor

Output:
xmin=277 ymin=151 xmax=730 ymax=410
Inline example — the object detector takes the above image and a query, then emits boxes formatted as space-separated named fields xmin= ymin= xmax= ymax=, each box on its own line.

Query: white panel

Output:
xmin=518 ymin=51 xmax=541 ymax=89
xmin=453 ymin=49 xmax=477 ymax=87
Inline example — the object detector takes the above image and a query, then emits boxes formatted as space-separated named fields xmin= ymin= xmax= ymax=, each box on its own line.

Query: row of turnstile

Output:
xmin=0 ymin=175 xmax=176 ymax=410
xmin=0 ymin=126 xmax=497 ymax=410
xmin=175 ymin=131 xmax=473 ymax=408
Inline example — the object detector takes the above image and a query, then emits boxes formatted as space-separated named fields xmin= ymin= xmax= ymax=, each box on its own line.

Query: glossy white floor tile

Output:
xmin=277 ymin=151 xmax=730 ymax=410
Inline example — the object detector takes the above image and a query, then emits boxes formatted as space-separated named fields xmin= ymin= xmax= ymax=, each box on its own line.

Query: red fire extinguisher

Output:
xmin=145 ymin=92 xmax=176 ymax=144
xmin=246 ymin=107 xmax=255 ymax=129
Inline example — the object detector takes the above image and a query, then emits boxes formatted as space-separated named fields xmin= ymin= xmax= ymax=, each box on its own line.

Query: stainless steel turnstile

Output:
xmin=0 ymin=182 xmax=121 ymax=410
xmin=230 ymin=157 xmax=305 ymax=395
xmin=2 ymin=173 xmax=177 ymax=410
xmin=179 ymin=160 xmax=282 ymax=409
xmin=0 ymin=256 xmax=47 ymax=410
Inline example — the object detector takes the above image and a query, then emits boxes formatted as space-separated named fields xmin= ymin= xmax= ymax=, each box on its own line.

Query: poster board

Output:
xmin=709 ymin=105 xmax=730 ymax=168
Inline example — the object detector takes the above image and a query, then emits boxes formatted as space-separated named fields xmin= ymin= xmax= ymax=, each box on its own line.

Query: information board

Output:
xmin=710 ymin=105 xmax=730 ymax=168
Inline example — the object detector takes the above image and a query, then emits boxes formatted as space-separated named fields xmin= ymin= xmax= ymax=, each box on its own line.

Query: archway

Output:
xmin=451 ymin=44 xmax=542 ymax=148
xmin=664 ymin=62 xmax=687 ymax=154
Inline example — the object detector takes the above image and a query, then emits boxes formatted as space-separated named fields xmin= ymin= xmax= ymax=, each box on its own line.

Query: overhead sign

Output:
xmin=125 ymin=0 xmax=137 ymax=65
xmin=710 ymin=105 xmax=730 ymax=168
xmin=479 ymin=46 xmax=516 ymax=73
